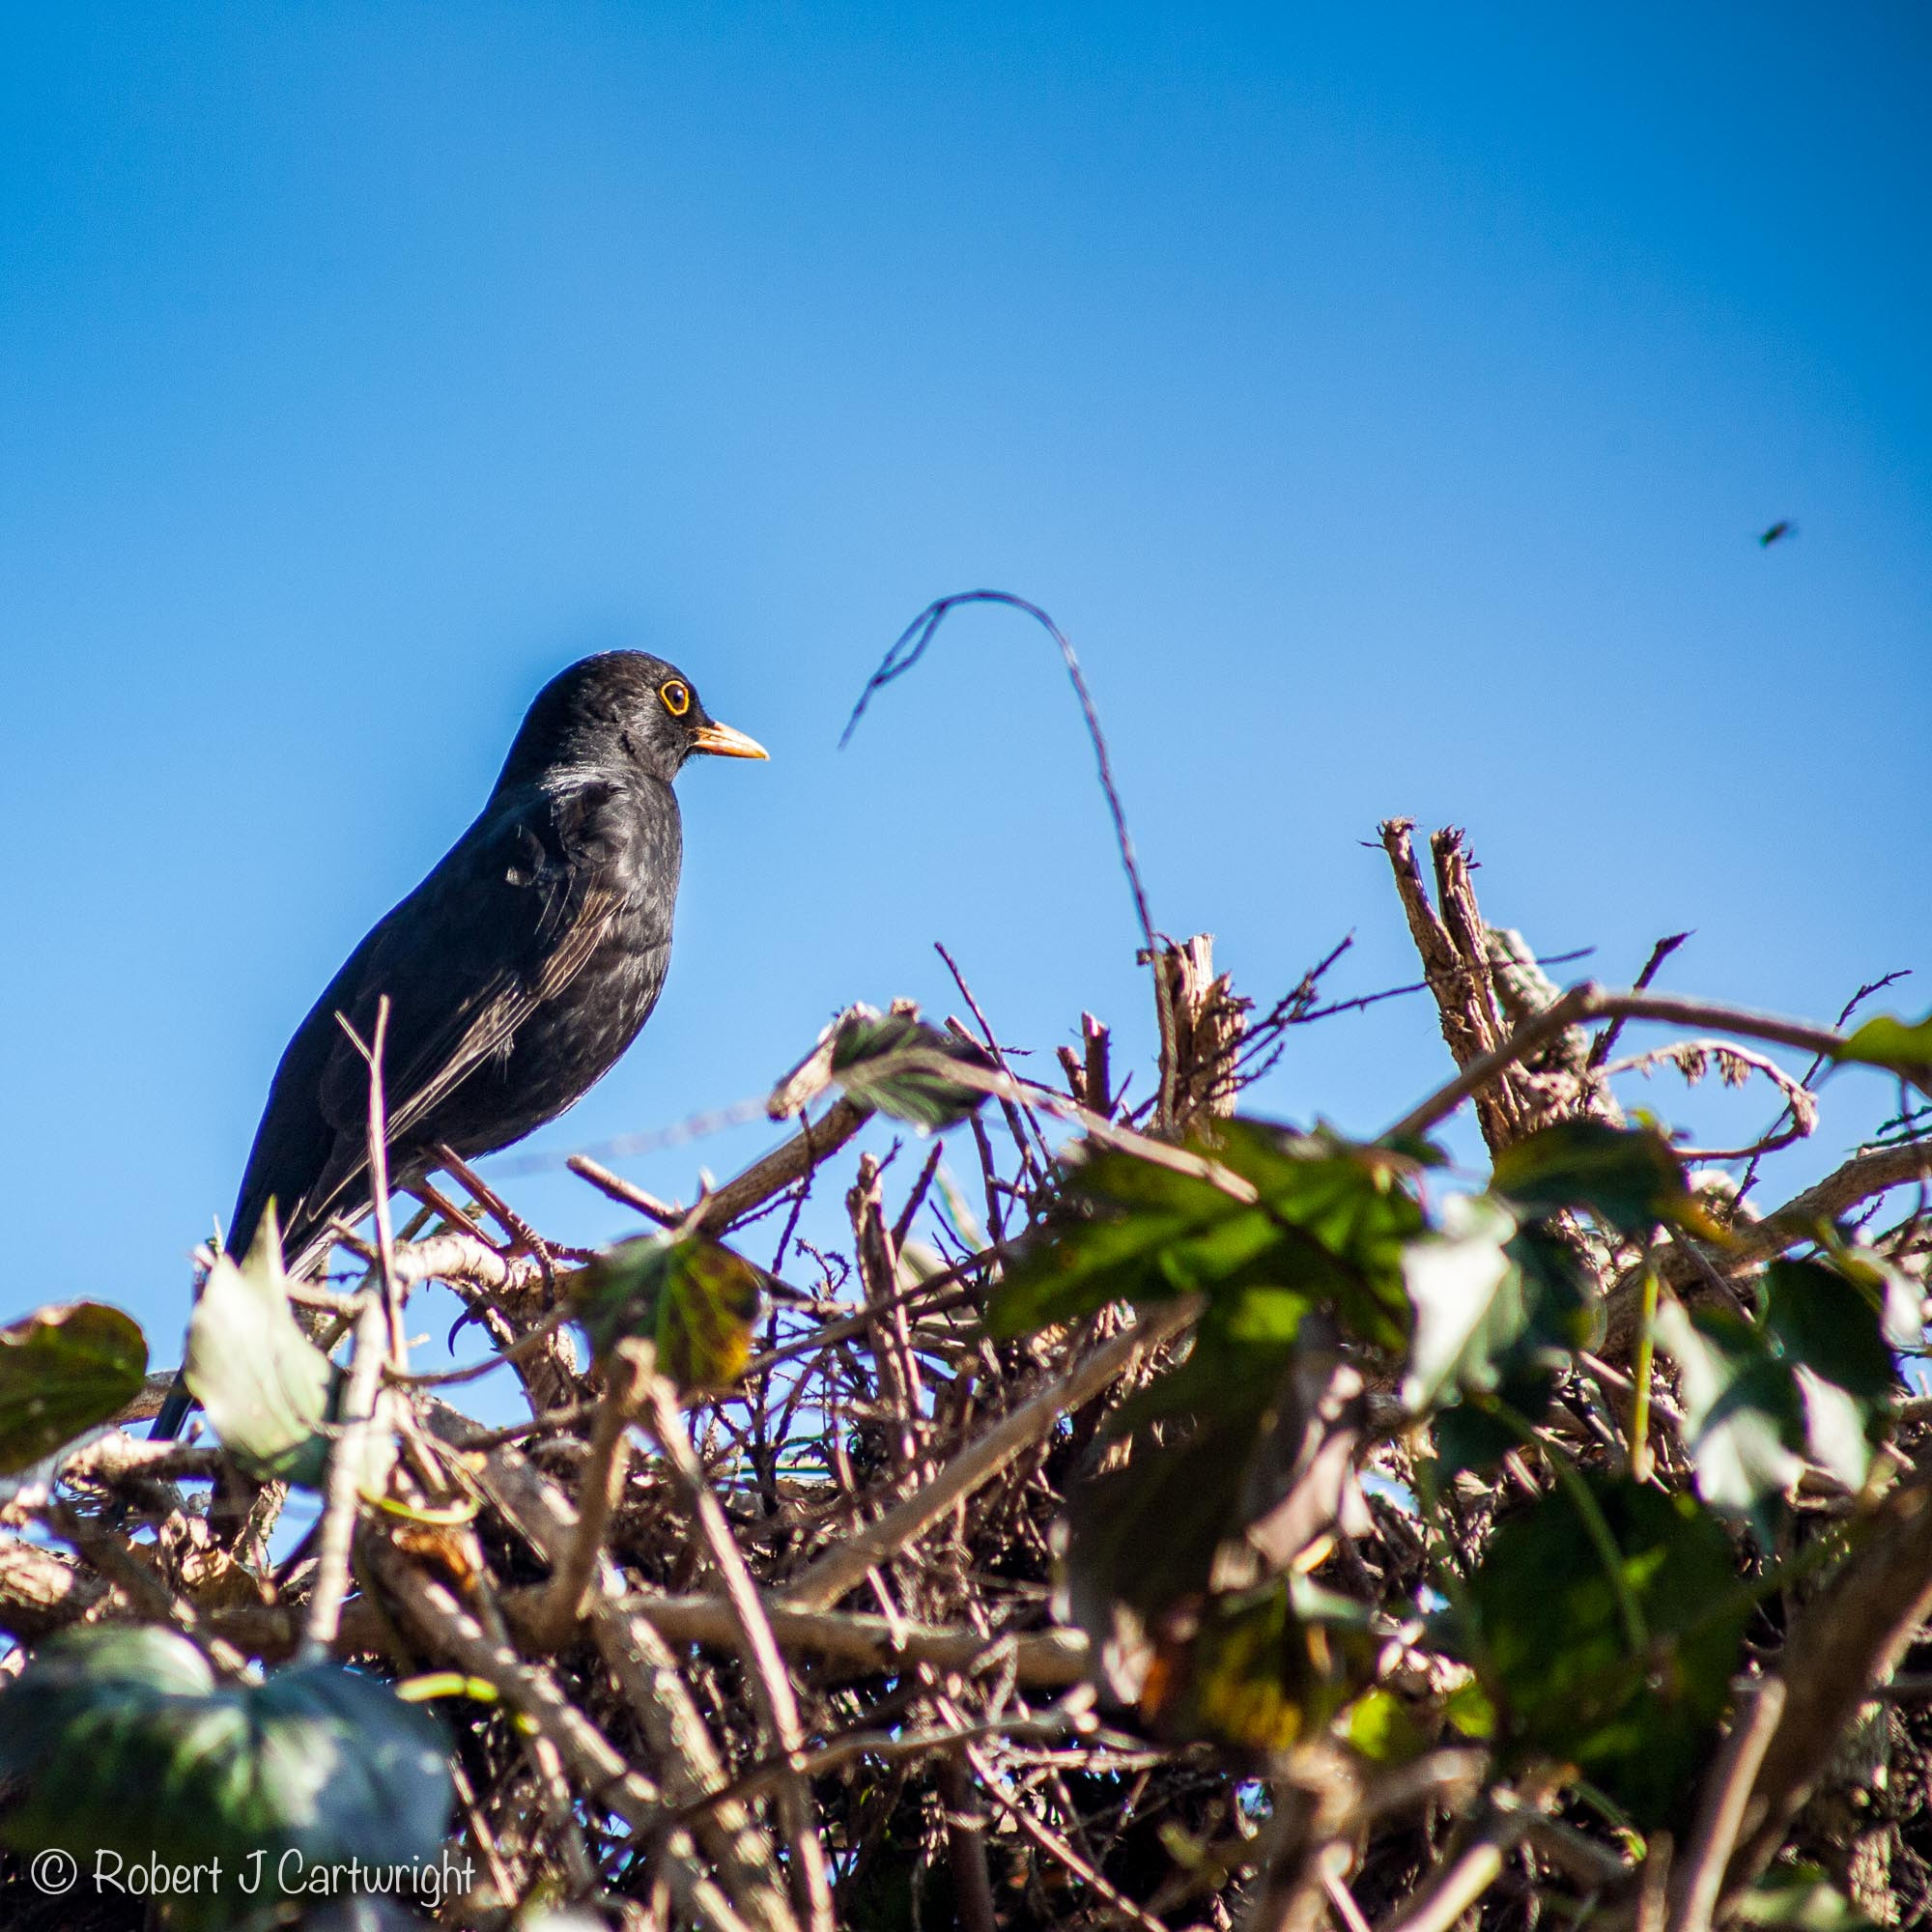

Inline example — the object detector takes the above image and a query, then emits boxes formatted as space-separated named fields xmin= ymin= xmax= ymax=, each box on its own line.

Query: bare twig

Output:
xmin=840 ymin=591 xmax=1156 ymax=952
xmin=781 ymin=1300 xmax=1198 ymax=1612
xmin=298 ymin=1291 xmax=387 ymax=1666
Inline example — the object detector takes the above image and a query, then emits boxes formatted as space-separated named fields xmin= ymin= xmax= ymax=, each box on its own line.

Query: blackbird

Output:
xmin=151 ymin=651 xmax=767 ymax=1439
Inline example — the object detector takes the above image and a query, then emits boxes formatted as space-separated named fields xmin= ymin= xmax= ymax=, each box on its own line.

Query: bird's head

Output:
xmin=496 ymin=651 xmax=769 ymax=791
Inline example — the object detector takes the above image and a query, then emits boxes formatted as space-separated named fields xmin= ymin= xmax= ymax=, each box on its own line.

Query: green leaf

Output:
xmin=1410 ymin=1216 xmax=1598 ymax=1472
xmin=1660 ymin=1261 xmax=1901 ymax=1520
xmin=0 ymin=1301 xmax=148 ymax=1475
xmin=570 ymin=1233 xmax=763 ymax=1391
xmin=1106 ymin=1288 xmax=1313 ymax=1436
xmin=1458 ymin=1474 xmax=1747 ymax=1825
xmin=0 ymin=1627 xmax=452 ymax=1931
xmin=1142 ymin=1577 xmax=1380 ymax=1750
xmin=1434 ymin=1400 xmax=1527 ymax=1478
xmin=1761 ymin=1259 xmax=1896 ymax=1405
xmin=1343 ymin=1684 xmax=1430 ymax=1765
xmin=186 ymin=1206 xmax=335 ymax=1486
xmin=1762 ymin=1257 xmax=1900 ymax=1490
xmin=1732 ymin=1868 xmax=1879 ymax=1931
xmin=1062 ymin=1424 xmax=1253 ymax=1641
xmin=1492 ymin=1120 xmax=1698 ymax=1240
xmin=830 ymin=1009 xmax=995 ymax=1129
xmin=1655 ymin=1299 xmax=1806 ymax=1524
xmin=1400 ymin=1194 xmax=1518 ymax=1411
xmin=1837 ymin=1010 xmax=1932 ymax=1079
xmin=1441 ymin=1675 xmax=1497 ymax=1741
xmin=989 ymin=1120 xmax=1421 ymax=1351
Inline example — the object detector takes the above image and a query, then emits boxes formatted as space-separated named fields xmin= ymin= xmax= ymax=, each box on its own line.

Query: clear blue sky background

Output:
xmin=2 ymin=4 xmax=1927 ymax=1384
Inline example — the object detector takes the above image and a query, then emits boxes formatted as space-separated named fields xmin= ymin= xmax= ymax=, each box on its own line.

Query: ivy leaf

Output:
xmin=1141 ymin=1577 xmax=1379 ymax=1750
xmin=1456 ymin=1475 xmax=1747 ymax=1825
xmin=186 ymin=1205 xmax=336 ymax=1487
xmin=1836 ymin=1011 xmax=1932 ymax=1083
xmin=1660 ymin=1257 xmax=1903 ymax=1520
xmin=1761 ymin=1260 xmax=1895 ymax=1406
xmin=1761 ymin=1258 xmax=1899 ymax=1490
xmin=0 ymin=1627 xmax=452 ymax=1931
xmin=1492 ymin=1120 xmax=1701 ymax=1239
xmin=1106 ymin=1286 xmax=1314 ymax=1436
xmin=0 ymin=1302 xmax=148 ymax=1475
xmin=1401 ymin=1194 xmax=1518 ymax=1412
xmin=1732 ymin=1867 xmax=1880 ymax=1931
xmin=989 ymin=1120 xmax=1420 ymax=1351
xmin=1416 ymin=1217 xmax=1598 ymax=1473
xmin=570 ymin=1233 xmax=763 ymax=1392
xmin=831 ymin=1008 xmax=995 ymax=1129
xmin=1343 ymin=1684 xmax=1431 ymax=1766
xmin=1655 ymin=1299 xmax=1806 ymax=1525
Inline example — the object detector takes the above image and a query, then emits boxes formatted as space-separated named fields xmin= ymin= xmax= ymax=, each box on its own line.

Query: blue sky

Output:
xmin=2 ymin=3 xmax=1926 ymax=1385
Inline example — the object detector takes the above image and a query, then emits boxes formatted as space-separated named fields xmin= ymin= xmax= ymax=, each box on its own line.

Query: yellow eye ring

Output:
xmin=660 ymin=680 xmax=691 ymax=718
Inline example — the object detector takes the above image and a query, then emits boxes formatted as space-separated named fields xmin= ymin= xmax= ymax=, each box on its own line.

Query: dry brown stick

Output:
xmin=961 ymin=1736 xmax=1171 ymax=1932
xmin=1589 ymin=932 xmax=1693 ymax=1067
xmin=1382 ymin=983 xmax=1868 ymax=1146
xmin=420 ymin=1398 xmax=793 ymax=1916
xmin=939 ymin=1750 xmax=1001 ymax=1932
xmin=1374 ymin=1806 xmax=1530 ymax=1932
xmin=615 ymin=1596 xmax=1091 ymax=1687
xmin=642 ymin=1368 xmax=837 ymax=1932
xmin=531 ymin=1339 xmax=650 ymax=1647
xmin=1320 ymin=1859 xmax=1376 ymax=1932
xmin=781 ymin=1300 xmax=1198 ymax=1613
xmin=938 ymin=938 xmax=1054 ymax=1174
xmin=670 ymin=1707 xmax=1086 ymax=1829
xmin=1379 ymin=821 xmax=1518 ymax=1152
xmin=1596 ymin=1140 xmax=1932 ymax=1353
xmin=187 ymin=1583 xmax=1094 ymax=1687
xmin=0 ymin=1536 xmax=109 ymax=1640
xmin=1637 ymin=1833 xmax=1674 ymax=1932
xmin=298 ymin=1292 xmax=386 ymax=1666
xmin=699 ymin=1096 xmax=873 ymax=1231
xmin=849 ymin=1152 xmax=924 ymax=1472
xmin=331 ymin=998 xmax=408 ymax=1365
xmin=1665 ymin=1678 xmax=1787 ymax=1932
xmin=348 ymin=1227 xmax=544 ymax=1294
xmin=373 ymin=1549 xmax=766 ymax=1932
xmin=828 ymin=1051 xmax=1264 ymax=1202
xmin=568 ymin=1152 xmax=684 ymax=1226
xmin=1730 ymin=1141 xmax=1932 ymax=1264
xmin=1431 ymin=830 xmax=1526 ymax=1142
xmin=1724 ymin=1472 xmax=1932 ymax=1893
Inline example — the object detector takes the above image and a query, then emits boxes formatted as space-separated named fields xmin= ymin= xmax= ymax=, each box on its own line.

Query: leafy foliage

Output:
xmin=0 ymin=1299 xmax=147 ymax=1474
xmin=829 ymin=1007 xmax=996 ymax=1129
xmin=0 ymin=1626 xmax=452 ymax=1931
xmin=185 ymin=1205 xmax=337 ymax=1486
xmin=569 ymin=1230 xmax=763 ymax=1390
xmin=1140 ymin=1577 xmax=1380 ymax=1751
xmin=1836 ymin=1009 xmax=1932 ymax=1082
xmin=3 ymin=815 xmax=1925 ymax=1929
xmin=1454 ymin=1475 xmax=1748 ymax=1825
xmin=1490 ymin=1117 xmax=1704 ymax=1238
xmin=1658 ymin=1253 xmax=1913 ymax=1524
xmin=990 ymin=1120 xmax=1422 ymax=1350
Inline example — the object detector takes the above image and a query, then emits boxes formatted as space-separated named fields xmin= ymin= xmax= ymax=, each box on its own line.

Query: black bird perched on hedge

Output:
xmin=151 ymin=652 xmax=767 ymax=1439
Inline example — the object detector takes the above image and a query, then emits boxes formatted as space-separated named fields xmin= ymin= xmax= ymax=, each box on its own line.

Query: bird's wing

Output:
xmin=289 ymin=777 xmax=639 ymax=1244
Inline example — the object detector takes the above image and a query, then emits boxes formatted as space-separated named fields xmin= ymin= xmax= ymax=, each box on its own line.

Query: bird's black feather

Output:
xmin=151 ymin=651 xmax=763 ymax=1439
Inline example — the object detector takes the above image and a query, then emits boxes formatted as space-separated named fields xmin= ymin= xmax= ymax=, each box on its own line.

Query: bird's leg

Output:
xmin=408 ymin=1177 xmax=502 ymax=1252
xmin=430 ymin=1145 xmax=596 ymax=1287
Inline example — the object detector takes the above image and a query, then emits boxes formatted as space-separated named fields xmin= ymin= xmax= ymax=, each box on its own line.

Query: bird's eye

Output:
xmin=660 ymin=680 xmax=691 ymax=718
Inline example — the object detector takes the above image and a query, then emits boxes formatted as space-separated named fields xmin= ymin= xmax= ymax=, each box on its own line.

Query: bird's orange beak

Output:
xmin=690 ymin=720 xmax=769 ymax=760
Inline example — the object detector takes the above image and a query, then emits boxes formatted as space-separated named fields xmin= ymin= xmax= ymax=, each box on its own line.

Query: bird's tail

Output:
xmin=150 ymin=1371 xmax=194 ymax=1441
